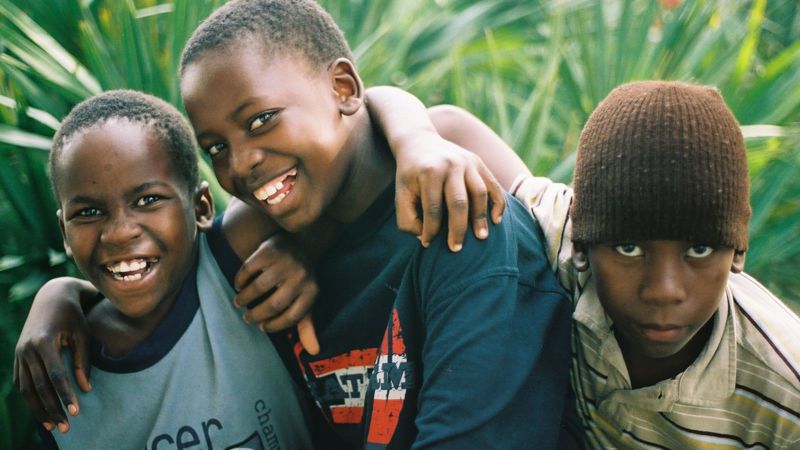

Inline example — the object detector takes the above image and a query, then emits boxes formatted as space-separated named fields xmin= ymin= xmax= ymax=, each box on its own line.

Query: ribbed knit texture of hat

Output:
xmin=571 ymin=81 xmax=750 ymax=250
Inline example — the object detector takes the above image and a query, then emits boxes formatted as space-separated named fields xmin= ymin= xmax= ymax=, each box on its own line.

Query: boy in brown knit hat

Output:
xmin=367 ymin=81 xmax=800 ymax=448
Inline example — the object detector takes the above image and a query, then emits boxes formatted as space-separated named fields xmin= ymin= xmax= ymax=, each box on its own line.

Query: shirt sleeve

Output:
xmin=411 ymin=196 xmax=573 ymax=449
xmin=511 ymin=175 xmax=577 ymax=292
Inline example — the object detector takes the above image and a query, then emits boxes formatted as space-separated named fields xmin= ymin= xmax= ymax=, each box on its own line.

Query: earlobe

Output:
xmin=572 ymin=243 xmax=590 ymax=272
xmin=330 ymin=58 xmax=364 ymax=116
xmin=194 ymin=182 xmax=215 ymax=232
xmin=731 ymin=250 xmax=746 ymax=273
xmin=57 ymin=209 xmax=73 ymax=259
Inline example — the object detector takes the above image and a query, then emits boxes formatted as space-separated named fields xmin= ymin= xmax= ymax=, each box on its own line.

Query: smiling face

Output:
xmin=56 ymin=119 xmax=211 ymax=320
xmin=581 ymin=240 xmax=744 ymax=362
xmin=181 ymin=47 xmax=360 ymax=232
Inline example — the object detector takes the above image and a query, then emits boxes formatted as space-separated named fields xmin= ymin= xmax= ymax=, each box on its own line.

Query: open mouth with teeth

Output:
xmin=253 ymin=167 xmax=297 ymax=206
xmin=106 ymin=257 xmax=158 ymax=282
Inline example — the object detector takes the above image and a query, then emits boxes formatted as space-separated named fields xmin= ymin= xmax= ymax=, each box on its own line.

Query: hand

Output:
xmin=13 ymin=277 xmax=95 ymax=434
xmin=234 ymin=234 xmax=320 ymax=355
xmin=395 ymin=130 xmax=506 ymax=252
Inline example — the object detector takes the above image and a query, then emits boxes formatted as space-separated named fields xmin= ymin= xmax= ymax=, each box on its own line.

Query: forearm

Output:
xmin=366 ymin=86 xmax=440 ymax=152
xmin=366 ymin=86 xmax=531 ymax=190
xmin=33 ymin=277 xmax=100 ymax=314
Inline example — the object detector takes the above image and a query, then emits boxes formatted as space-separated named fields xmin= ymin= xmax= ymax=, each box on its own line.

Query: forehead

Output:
xmin=180 ymin=45 xmax=322 ymax=114
xmin=56 ymin=120 xmax=180 ymax=197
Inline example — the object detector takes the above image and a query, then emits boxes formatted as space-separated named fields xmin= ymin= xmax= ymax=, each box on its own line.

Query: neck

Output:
xmin=87 ymin=247 xmax=197 ymax=359
xmin=620 ymin=318 xmax=714 ymax=389
xmin=325 ymin=108 xmax=395 ymax=224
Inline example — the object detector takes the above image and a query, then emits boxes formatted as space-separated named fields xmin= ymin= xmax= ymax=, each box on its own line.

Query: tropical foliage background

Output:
xmin=0 ymin=0 xmax=798 ymax=447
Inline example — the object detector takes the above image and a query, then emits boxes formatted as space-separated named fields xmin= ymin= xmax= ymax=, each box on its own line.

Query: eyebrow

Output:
xmin=227 ymin=98 xmax=258 ymax=122
xmin=195 ymin=97 xmax=263 ymax=142
xmin=64 ymin=181 xmax=171 ymax=208
xmin=130 ymin=181 xmax=171 ymax=195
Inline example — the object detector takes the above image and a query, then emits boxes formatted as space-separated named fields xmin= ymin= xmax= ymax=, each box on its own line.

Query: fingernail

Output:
xmin=495 ymin=215 xmax=502 ymax=224
xmin=58 ymin=422 xmax=69 ymax=433
xmin=242 ymin=313 xmax=252 ymax=324
xmin=450 ymin=243 xmax=462 ymax=252
xmin=68 ymin=404 xmax=78 ymax=416
xmin=43 ymin=422 xmax=54 ymax=431
xmin=86 ymin=383 xmax=93 ymax=392
xmin=478 ymin=227 xmax=488 ymax=239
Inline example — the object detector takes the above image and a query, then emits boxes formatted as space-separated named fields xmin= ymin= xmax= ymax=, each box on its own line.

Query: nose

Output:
xmin=639 ymin=255 xmax=686 ymax=306
xmin=228 ymin=139 xmax=265 ymax=180
xmin=100 ymin=212 xmax=142 ymax=247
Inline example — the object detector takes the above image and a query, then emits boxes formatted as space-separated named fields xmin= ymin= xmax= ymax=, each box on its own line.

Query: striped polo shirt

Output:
xmin=512 ymin=175 xmax=800 ymax=449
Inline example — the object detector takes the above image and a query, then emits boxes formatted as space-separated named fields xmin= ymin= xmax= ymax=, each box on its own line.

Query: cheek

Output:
xmin=211 ymin=160 xmax=235 ymax=193
xmin=591 ymin=265 xmax=636 ymax=315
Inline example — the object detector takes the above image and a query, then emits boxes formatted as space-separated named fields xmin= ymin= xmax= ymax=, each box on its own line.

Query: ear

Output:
xmin=731 ymin=250 xmax=746 ymax=273
xmin=194 ymin=181 xmax=215 ymax=232
xmin=57 ymin=209 xmax=73 ymax=259
xmin=572 ymin=242 xmax=590 ymax=272
xmin=329 ymin=58 xmax=364 ymax=116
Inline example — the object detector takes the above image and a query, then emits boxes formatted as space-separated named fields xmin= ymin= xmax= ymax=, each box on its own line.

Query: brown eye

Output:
xmin=136 ymin=195 xmax=162 ymax=207
xmin=78 ymin=208 xmax=101 ymax=218
xmin=248 ymin=111 xmax=276 ymax=132
xmin=206 ymin=143 xmax=226 ymax=157
xmin=686 ymin=245 xmax=714 ymax=258
xmin=614 ymin=243 xmax=643 ymax=257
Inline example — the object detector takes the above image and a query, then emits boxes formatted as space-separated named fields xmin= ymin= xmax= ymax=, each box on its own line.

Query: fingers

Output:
xmin=444 ymin=170 xmax=469 ymax=252
xmin=28 ymin=352 xmax=69 ymax=428
xmin=233 ymin=252 xmax=264 ymax=295
xmin=69 ymin=332 xmax=92 ymax=394
xmin=296 ymin=314 xmax=320 ymax=356
xmin=481 ymin=165 xmax=506 ymax=225
xmin=235 ymin=268 xmax=280 ymax=311
xmin=41 ymin=351 xmax=78 ymax=418
xmin=253 ymin=279 xmax=317 ymax=330
xmin=418 ymin=171 xmax=444 ymax=247
xmin=395 ymin=186 xmax=423 ymax=238
xmin=15 ymin=358 xmax=51 ymax=426
xmin=464 ymin=167 xmax=490 ymax=240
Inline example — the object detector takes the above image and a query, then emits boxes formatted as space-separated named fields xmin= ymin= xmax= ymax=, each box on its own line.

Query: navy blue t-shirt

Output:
xmin=278 ymin=185 xmax=572 ymax=449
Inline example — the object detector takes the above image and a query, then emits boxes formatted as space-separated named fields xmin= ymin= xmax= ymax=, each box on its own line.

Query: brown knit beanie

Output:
xmin=571 ymin=81 xmax=750 ymax=251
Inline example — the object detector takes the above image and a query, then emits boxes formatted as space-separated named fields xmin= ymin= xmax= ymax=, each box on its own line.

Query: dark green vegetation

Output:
xmin=1 ymin=1 xmax=798 ymax=447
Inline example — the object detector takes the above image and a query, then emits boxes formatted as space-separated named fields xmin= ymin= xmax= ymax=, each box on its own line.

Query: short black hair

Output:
xmin=180 ymin=0 xmax=353 ymax=75
xmin=49 ymin=90 xmax=199 ymax=199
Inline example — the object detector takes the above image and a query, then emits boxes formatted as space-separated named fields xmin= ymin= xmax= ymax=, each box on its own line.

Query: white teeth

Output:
xmin=106 ymin=258 xmax=153 ymax=277
xmin=252 ymin=167 xmax=296 ymax=201
xmin=267 ymin=192 xmax=287 ymax=205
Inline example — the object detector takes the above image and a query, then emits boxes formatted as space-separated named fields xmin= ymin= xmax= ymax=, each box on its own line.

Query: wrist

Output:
xmin=389 ymin=127 xmax=439 ymax=159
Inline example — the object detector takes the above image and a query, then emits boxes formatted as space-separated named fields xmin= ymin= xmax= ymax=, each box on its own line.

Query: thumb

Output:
xmin=297 ymin=314 xmax=320 ymax=356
